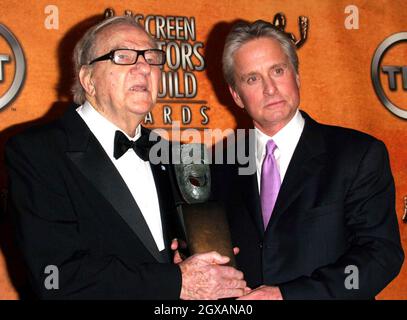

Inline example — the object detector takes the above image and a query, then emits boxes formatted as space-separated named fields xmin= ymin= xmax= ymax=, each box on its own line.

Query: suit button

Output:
xmin=259 ymin=243 xmax=263 ymax=249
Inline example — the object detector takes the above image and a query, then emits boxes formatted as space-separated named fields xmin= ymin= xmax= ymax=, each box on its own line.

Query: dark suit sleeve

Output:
xmin=5 ymin=137 xmax=182 ymax=299
xmin=279 ymin=140 xmax=404 ymax=299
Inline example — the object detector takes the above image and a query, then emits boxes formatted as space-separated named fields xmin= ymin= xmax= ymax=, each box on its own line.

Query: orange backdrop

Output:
xmin=0 ymin=0 xmax=406 ymax=299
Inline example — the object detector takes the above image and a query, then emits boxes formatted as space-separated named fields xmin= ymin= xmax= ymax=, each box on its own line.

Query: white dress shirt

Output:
xmin=76 ymin=101 xmax=165 ymax=251
xmin=255 ymin=109 xmax=305 ymax=192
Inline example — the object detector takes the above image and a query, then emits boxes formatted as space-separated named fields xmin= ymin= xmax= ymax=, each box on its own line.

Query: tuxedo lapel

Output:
xmin=61 ymin=107 xmax=166 ymax=263
xmin=149 ymin=161 xmax=174 ymax=259
xmin=266 ymin=112 xmax=327 ymax=231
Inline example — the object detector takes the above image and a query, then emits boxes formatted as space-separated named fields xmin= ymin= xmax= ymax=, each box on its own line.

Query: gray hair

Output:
xmin=222 ymin=19 xmax=299 ymax=88
xmin=71 ymin=15 xmax=155 ymax=105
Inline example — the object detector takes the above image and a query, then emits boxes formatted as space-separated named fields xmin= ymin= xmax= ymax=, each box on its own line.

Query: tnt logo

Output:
xmin=0 ymin=54 xmax=10 ymax=81
xmin=382 ymin=66 xmax=407 ymax=91
xmin=371 ymin=32 xmax=407 ymax=119
xmin=0 ymin=24 xmax=25 ymax=111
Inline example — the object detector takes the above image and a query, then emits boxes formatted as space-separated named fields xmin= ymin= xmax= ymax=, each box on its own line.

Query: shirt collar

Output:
xmin=255 ymin=109 xmax=305 ymax=161
xmin=77 ymin=101 xmax=141 ymax=159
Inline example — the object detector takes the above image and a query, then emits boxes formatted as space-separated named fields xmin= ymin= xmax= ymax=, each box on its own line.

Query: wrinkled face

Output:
xmin=229 ymin=37 xmax=300 ymax=134
xmin=82 ymin=23 xmax=161 ymax=121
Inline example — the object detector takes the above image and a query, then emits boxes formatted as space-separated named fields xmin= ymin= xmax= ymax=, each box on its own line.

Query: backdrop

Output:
xmin=0 ymin=0 xmax=406 ymax=299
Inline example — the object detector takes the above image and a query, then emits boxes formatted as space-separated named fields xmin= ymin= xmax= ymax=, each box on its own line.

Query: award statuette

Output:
xmin=173 ymin=143 xmax=236 ymax=267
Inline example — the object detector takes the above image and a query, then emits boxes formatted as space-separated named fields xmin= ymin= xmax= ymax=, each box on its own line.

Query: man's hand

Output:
xmin=171 ymin=238 xmax=187 ymax=264
xmin=171 ymin=238 xmax=240 ymax=264
xmin=178 ymin=251 xmax=250 ymax=300
xmin=237 ymin=285 xmax=283 ymax=300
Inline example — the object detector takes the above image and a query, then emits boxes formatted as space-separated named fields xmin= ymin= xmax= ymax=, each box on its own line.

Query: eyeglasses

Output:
xmin=88 ymin=48 xmax=166 ymax=66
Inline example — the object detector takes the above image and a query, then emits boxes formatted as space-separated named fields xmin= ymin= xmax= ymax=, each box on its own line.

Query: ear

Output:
xmin=295 ymin=73 xmax=300 ymax=88
xmin=79 ymin=66 xmax=96 ymax=97
xmin=228 ymin=85 xmax=245 ymax=109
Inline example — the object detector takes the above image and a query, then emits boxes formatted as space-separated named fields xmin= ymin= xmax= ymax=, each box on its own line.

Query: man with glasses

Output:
xmin=5 ymin=16 xmax=248 ymax=299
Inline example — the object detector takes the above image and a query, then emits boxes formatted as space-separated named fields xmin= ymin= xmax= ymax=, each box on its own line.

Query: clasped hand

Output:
xmin=171 ymin=239 xmax=249 ymax=300
xmin=171 ymin=239 xmax=283 ymax=300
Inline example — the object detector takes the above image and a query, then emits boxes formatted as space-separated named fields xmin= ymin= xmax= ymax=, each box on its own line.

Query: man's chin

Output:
xmin=258 ymin=111 xmax=293 ymax=128
xmin=127 ymin=101 xmax=155 ymax=115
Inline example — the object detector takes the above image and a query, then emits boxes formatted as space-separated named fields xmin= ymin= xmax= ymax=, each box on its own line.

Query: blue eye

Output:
xmin=118 ymin=54 xmax=130 ymax=60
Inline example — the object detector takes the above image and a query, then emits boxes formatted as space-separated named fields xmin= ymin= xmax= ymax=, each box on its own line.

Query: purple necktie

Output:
xmin=260 ymin=140 xmax=281 ymax=229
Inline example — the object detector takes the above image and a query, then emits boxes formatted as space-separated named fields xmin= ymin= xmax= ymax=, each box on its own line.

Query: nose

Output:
xmin=263 ymin=76 xmax=277 ymax=96
xmin=130 ymin=56 xmax=151 ymax=74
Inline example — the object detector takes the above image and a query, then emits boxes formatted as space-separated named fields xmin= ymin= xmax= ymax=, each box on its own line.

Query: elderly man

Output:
xmin=5 ymin=16 xmax=247 ymax=299
xmin=213 ymin=20 xmax=404 ymax=299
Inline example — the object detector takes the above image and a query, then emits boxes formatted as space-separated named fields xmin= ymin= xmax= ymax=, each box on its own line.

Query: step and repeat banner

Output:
xmin=0 ymin=0 xmax=406 ymax=299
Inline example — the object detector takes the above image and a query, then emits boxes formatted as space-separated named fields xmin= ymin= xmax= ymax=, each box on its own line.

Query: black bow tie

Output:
xmin=113 ymin=130 xmax=153 ymax=161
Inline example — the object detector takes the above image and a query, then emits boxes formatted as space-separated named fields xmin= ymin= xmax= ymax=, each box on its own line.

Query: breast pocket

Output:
xmin=298 ymin=201 xmax=344 ymax=223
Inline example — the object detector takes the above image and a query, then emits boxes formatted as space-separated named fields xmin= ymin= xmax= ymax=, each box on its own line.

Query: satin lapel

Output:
xmin=62 ymin=108 xmax=164 ymax=263
xmin=149 ymin=161 xmax=173 ymax=260
xmin=265 ymin=112 xmax=327 ymax=232
xmin=142 ymin=126 xmax=176 ymax=258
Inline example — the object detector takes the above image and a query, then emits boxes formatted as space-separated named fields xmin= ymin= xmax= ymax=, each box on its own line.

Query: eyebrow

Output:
xmin=239 ymin=62 xmax=289 ymax=78
xmin=110 ymin=45 xmax=123 ymax=51
xmin=270 ymin=62 xmax=288 ymax=69
xmin=107 ymin=41 xmax=156 ymax=52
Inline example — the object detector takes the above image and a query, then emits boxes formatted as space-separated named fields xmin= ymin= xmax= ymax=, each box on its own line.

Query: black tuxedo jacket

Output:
xmin=213 ymin=111 xmax=404 ymax=299
xmin=5 ymin=106 xmax=182 ymax=299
